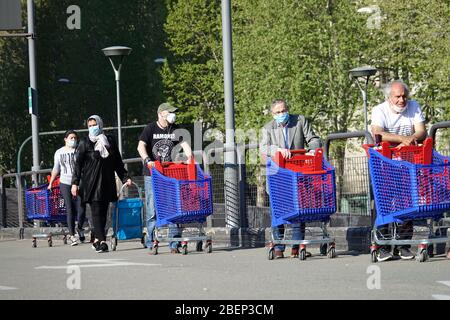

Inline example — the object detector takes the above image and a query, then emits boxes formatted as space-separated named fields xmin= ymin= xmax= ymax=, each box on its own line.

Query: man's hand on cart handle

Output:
xmin=125 ymin=179 xmax=132 ymax=187
xmin=71 ymin=185 xmax=78 ymax=197
xmin=277 ymin=148 xmax=292 ymax=159
xmin=145 ymin=157 xmax=155 ymax=169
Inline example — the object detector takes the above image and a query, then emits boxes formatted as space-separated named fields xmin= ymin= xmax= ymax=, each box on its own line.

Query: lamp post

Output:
xmin=349 ymin=66 xmax=377 ymax=138
xmin=102 ymin=46 xmax=132 ymax=156
xmin=349 ymin=66 xmax=377 ymax=220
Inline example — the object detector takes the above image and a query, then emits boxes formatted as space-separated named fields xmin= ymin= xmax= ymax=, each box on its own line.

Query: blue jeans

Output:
xmin=145 ymin=176 xmax=181 ymax=250
xmin=273 ymin=223 xmax=305 ymax=252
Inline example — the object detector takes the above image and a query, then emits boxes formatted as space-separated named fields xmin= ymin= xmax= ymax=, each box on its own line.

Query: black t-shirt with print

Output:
xmin=139 ymin=122 xmax=181 ymax=176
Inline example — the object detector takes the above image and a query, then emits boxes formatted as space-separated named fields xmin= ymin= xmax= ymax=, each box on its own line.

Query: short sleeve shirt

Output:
xmin=138 ymin=122 xmax=182 ymax=175
xmin=371 ymin=100 xmax=425 ymax=136
xmin=52 ymin=147 xmax=76 ymax=185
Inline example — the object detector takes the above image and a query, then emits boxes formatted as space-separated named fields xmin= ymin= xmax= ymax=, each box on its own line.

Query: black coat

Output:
xmin=72 ymin=135 xmax=128 ymax=204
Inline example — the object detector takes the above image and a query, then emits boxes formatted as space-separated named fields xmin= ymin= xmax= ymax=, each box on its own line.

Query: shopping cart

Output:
xmin=25 ymin=183 xmax=68 ymax=247
xmin=110 ymin=182 xmax=146 ymax=251
xmin=365 ymin=137 xmax=450 ymax=262
xmin=150 ymin=160 xmax=214 ymax=255
xmin=266 ymin=148 xmax=337 ymax=260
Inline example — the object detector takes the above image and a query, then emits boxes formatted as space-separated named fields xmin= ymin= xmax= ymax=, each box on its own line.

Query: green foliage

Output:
xmin=0 ymin=0 xmax=448 ymax=174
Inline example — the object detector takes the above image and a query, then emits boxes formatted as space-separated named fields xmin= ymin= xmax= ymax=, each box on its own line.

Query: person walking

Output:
xmin=48 ymin=130 xmax=86 ymax=246
xmin=71 ymin=115 xmax=131 ymax=253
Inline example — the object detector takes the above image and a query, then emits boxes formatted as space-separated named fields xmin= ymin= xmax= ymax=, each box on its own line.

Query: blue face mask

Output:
xmin=89 ymin=125 xmax=101 ymax=136
xmin=67 ymin=140 xmax=77 ymax=148
xmin=273 ymin=112 xmax=289 ymax=125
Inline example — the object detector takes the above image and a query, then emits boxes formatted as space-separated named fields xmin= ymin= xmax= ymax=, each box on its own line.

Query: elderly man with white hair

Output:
xmin=371 ymin=80 xmax=427 ymax=146
xmin=370 ymin=80 xmax=427 ymax=262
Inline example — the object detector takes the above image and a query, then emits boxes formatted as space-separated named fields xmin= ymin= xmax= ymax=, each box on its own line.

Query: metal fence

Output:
xmin=0 ymin=148 xmax=373 ymax=230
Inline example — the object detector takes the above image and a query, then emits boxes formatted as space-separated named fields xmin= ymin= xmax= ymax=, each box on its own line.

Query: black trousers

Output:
xmin=89 ymin=201 xmax=110 ymax=242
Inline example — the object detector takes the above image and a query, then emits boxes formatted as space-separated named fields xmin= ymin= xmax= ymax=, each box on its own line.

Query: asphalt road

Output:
xmin=0 ymin=239 xmax=449 ymax=301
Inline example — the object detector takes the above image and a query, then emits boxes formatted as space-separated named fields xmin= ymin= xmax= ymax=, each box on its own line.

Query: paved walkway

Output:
xmin=0 ymin=239 xmax=449 ymax=300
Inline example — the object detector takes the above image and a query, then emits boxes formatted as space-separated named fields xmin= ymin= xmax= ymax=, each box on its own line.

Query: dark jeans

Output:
xmin=89 ymin=201 xmax=110 ymax=242
xmin=60 ymin=183 xmax=86 ymax=236
xmin=378 ymin=221 xmax=413 ymax=251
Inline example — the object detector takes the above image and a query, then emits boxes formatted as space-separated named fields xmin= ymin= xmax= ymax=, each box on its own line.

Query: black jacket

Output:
xmin=72 ymin=135 xmax=128 ymax=203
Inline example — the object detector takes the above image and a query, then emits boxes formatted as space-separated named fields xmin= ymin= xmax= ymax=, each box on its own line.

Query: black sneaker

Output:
xmin=377 ymin=248 xmax=393 ymax=262
xmin=77 ymin=228 xmax=85 ymax=243
xmin=91 ymin=241 xmax=100 ymax=251
xmin=399 ymin=248 xmax=415 ymax=260
xmin=96 ymin=242 xmax=108 ymax=253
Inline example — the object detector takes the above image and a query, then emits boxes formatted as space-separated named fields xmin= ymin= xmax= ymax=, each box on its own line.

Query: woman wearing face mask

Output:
xmin=71 ymin=115 xmax=131 ymax=253
xmin=48 ymin=130 xmax=86 ymax=246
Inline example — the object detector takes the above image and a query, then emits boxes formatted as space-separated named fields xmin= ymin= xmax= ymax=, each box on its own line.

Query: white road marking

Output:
xmin=432 ymin=281 xmax=450 ymax=300
xmin=35 ymin=258 xmax=161 ymax=269
xmin=0 ymin=286 xmax=18 ymax=290
xmin=437 ymin=281 xmax=450 ymax=287
xmin=432 ymin=295 xmax=450 ymax=300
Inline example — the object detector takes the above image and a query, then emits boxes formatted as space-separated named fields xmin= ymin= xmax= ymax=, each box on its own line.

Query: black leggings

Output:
xmin=89 ymin=201 xmax=110 ymax=242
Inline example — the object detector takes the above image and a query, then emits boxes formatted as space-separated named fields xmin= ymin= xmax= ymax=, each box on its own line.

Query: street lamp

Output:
xmin=349 ymin=65 xmax=377 ymax=138
xmin=102 ymin=46 xmax=132 ymax=156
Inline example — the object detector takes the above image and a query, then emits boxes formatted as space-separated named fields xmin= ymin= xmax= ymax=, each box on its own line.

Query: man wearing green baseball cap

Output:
xmin=137 ymin=102 xmax=193 ymax=254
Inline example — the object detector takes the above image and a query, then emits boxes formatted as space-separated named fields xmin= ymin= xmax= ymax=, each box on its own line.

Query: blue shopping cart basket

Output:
xmin=266 ymin=149 xmax=337 ymax=226
xmin=25 ymin=184 xmax=66 ymax=222
xmin=151 ymin=161 xmax=213 ymax=227
xmin=367 ymin=138 xmax=450 ymax=227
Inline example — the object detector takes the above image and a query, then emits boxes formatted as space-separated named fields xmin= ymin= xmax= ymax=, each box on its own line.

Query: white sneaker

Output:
xmin=70 ymin=235 xmax=80 ymax=246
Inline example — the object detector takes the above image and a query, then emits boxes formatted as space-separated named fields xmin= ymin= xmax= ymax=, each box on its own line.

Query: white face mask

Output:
xmin=67 ymin=139 xmax=77 ymax=148
xmin=166 ymin=113 xmax=176 ymax=124
xmin=390 ymin=101 xmax=407 ymax=114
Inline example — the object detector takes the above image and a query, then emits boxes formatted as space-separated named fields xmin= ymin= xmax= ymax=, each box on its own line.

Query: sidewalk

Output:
xmin=0 ymin=239 xmax=449 ymax=300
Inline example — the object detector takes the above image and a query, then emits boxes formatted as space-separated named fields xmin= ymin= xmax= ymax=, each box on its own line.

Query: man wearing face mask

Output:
xmin=48 ymin=130 xmax=87 ymax=246
xmin=370 ymin=80 xmax=427 ymax=261
xmin=260 ymin=99 xmax=322 ymax=259
xmin=137 ymin=102 xmax=193 ymax=254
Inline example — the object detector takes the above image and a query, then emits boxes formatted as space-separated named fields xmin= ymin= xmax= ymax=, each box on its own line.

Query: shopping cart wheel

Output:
xmin=327 ymin=247 xmax=336 ymax=259
xmin=371 ymin=250 xmax=378 ymax=263
xmin=152 ymin=242 xmax=159 ymax=255
xmin=110 ymin=237 xmax=117 ymax=251
xmin=206 ymin=242 xmax=212 ymax=254
xmin=182 ymin=243 xmax=188 ymax=255
xmin=417 ymin=249 xmax=428 ymax=263
xmin=63 ymin=235 xmax=68 ymax=245
xmin=320 ymin=243 xmax=328 ymax=256
xmin=141 ymin=236 xmax=146 ymax=248
xmin=427 ymin=244 xmax=434 ymax=258
xmin=48 ymin=238 xmax=53 ymax=247
xmin=299 ymin=249 xmax=307 ymax=261
xmin=268 ymin=248 xmax=275 ymax=260
xmin=32 ymin=238 xmax=37 ymax=248
xmin=196 ymin=241 xmax=203 ymax=252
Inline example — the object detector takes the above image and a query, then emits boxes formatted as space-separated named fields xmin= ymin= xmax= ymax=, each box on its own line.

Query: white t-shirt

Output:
xmin=52 ymin=146 xmax=76 ymax=185
xmin=371 ymin=100 xmax=425 ymax=136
